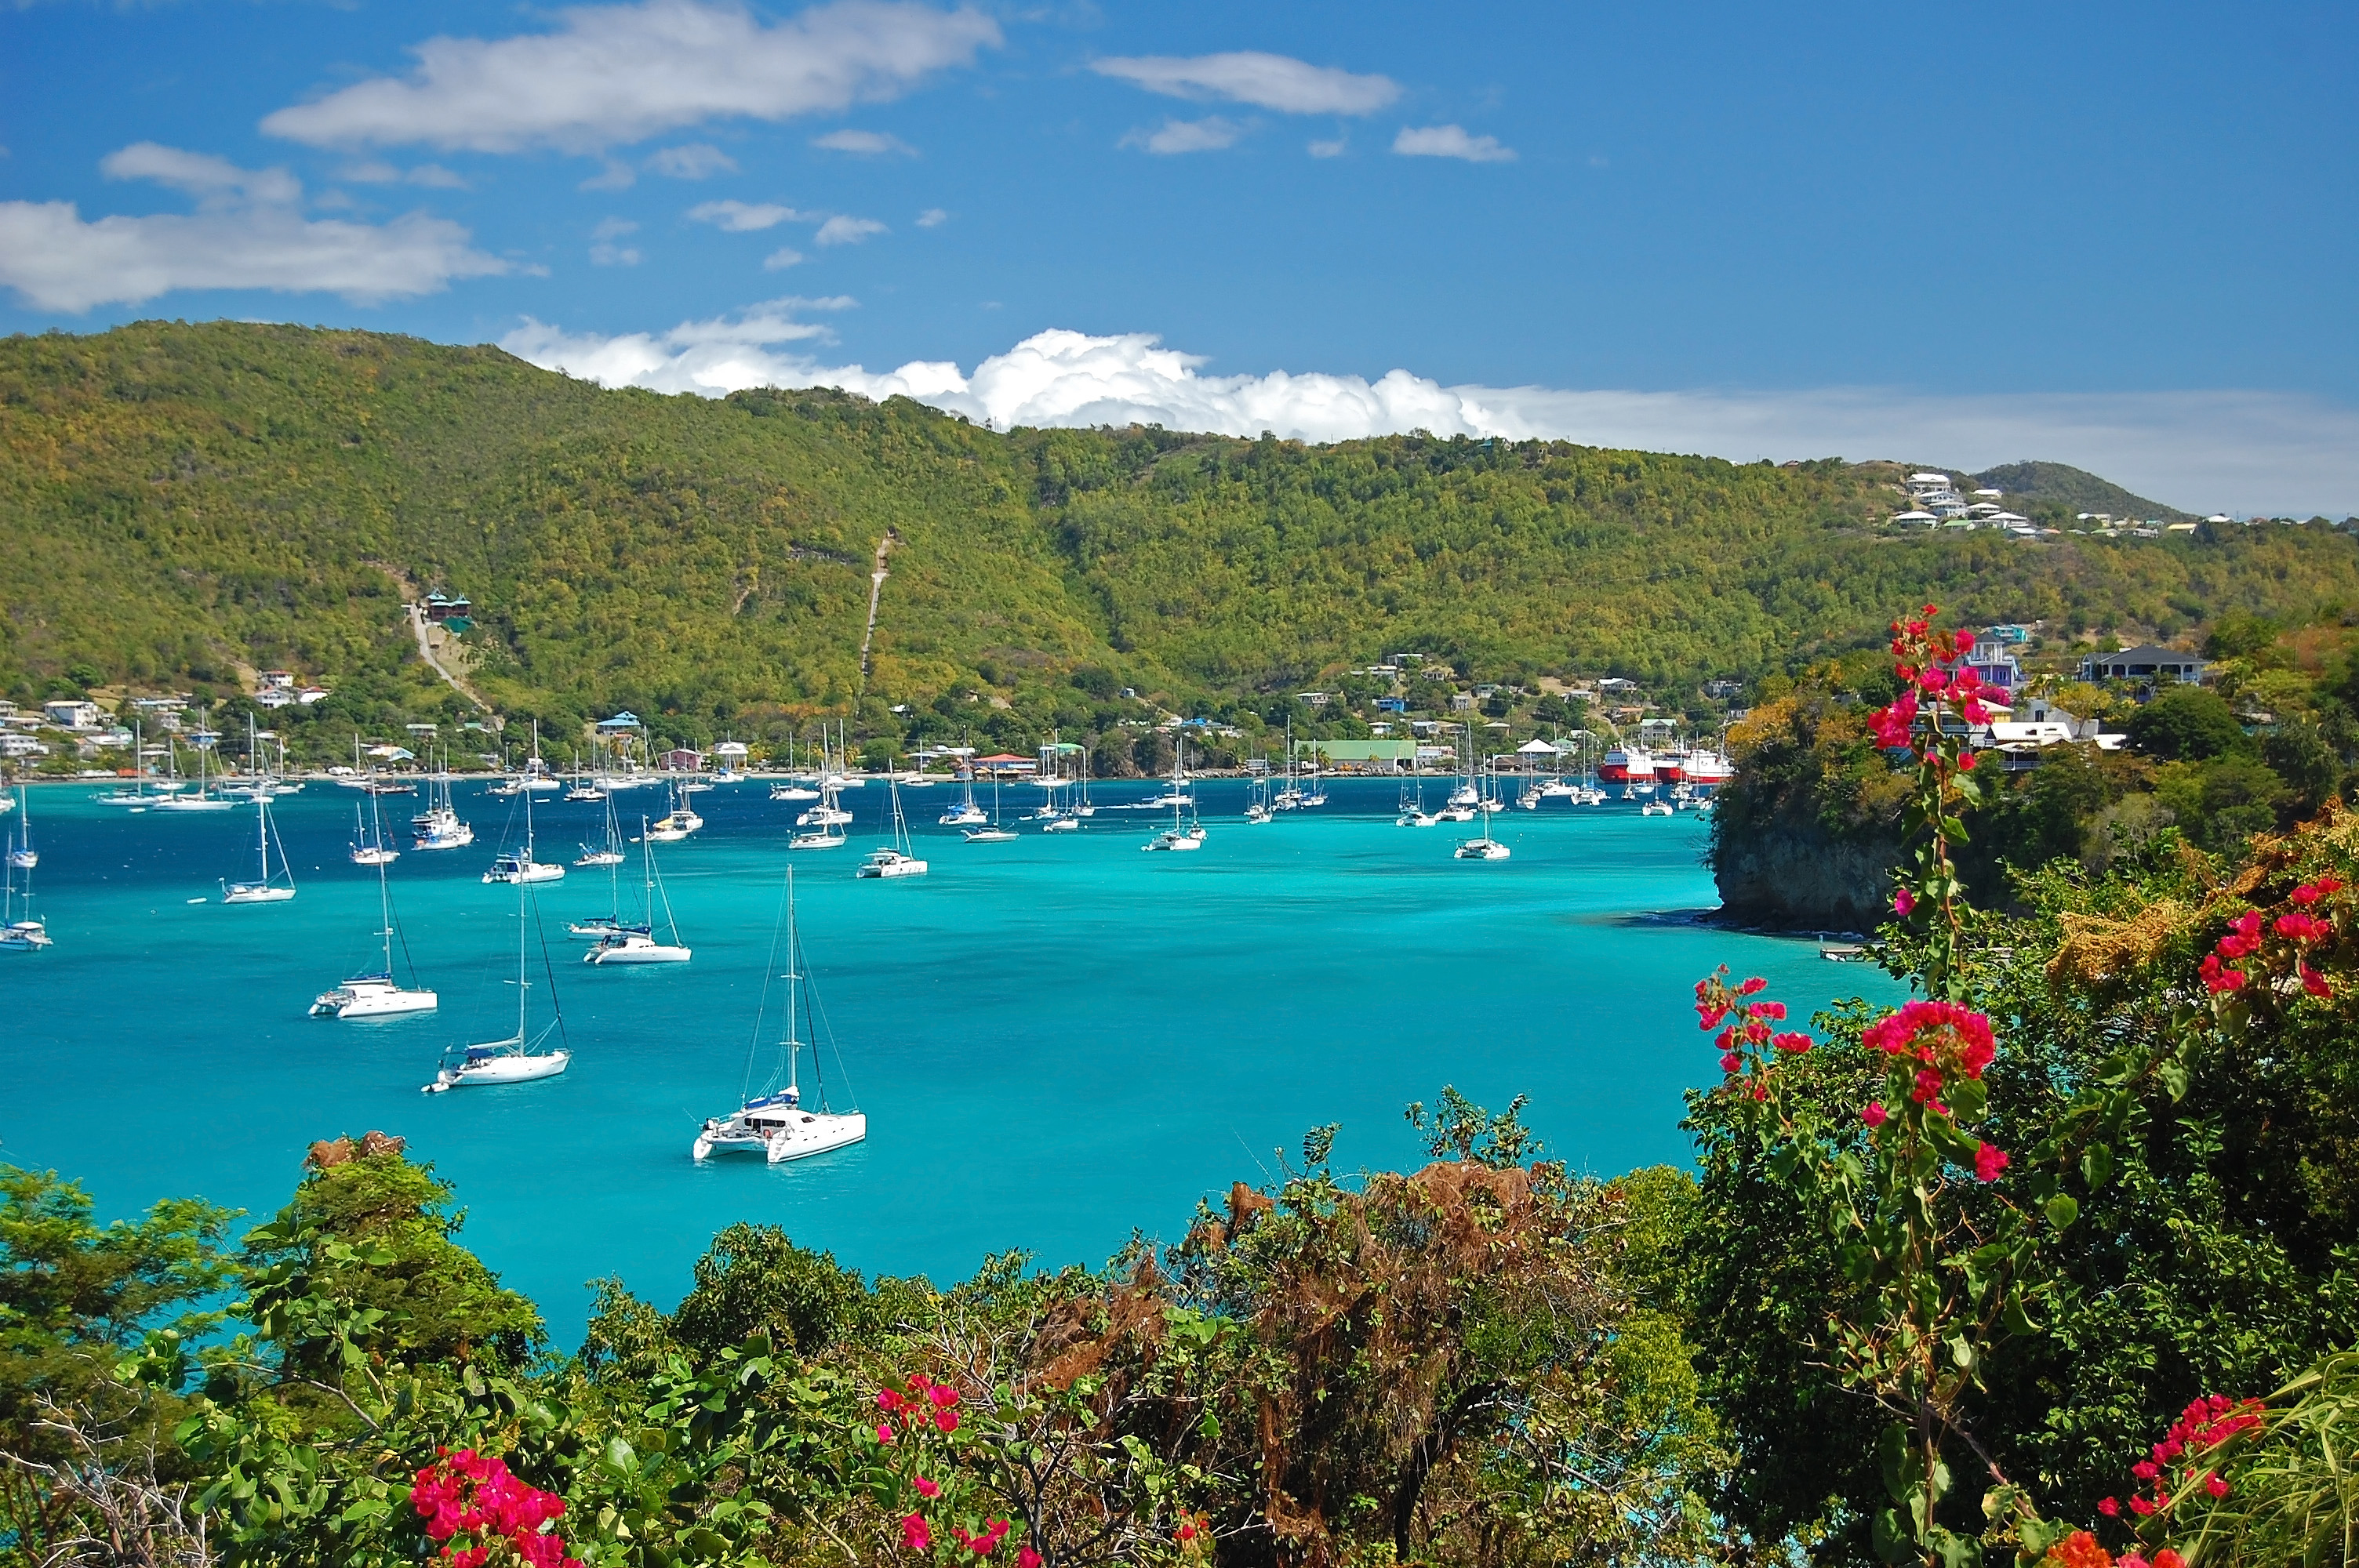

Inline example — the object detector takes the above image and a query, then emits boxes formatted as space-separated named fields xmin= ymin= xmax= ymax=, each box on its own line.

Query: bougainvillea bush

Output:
xmin=1683 ymin=606 xmax=2359 ymax=1565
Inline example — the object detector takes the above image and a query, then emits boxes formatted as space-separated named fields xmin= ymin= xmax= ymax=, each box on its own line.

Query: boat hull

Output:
xmin=694 ymin=1110 xmax=867 ymax=1163
xmin=584 ymin=939 xmax=692 ymax=964
xmin=222 ymin=885 xmax=296 ymax=903
xmin=427 ymin=1050 xmax=571 ymax=1091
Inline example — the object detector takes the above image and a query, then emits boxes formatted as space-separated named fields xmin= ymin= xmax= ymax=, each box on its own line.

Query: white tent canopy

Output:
xmin=1516 ymin=738 xmax=1561 ymax=754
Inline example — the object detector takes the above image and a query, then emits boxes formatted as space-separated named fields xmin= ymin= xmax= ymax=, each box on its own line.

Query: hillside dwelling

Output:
xmin=422 ymin=591 xmax=474 ymax=624
xmin=1968 ymin=502 xmax=2006 ymax=518
xmin=258 ymin=670 xmax=296 ymax=691
xmin=1449 ymin=692 xmax=1475 ymax=711
xmin=1973 ymin=488 xmax=2005 ymax=499
xmin=2165 ymin=521 xmax=2199 ymax=534
xmin=714 ymin=741 xmax=749 ymax=763
xmin=1596 ymin=677 xmax=1640 ymax=694
xmin=1890 ymin=510 xmax=1940 ymax=527
xmin=1420 ymin=666 xmax=1452 ymax=681
xmin=1292 ymin=739 xmax=1418 ymax=773
xmin=256 ymin=688 xmax=295 ymax=709
xmin=1473 ymin=684 xmax=1500 ymax=699
xmin=1950 ymin=633 xmax=2026 ymax=698
xmin=1296 ymin=691 xmax=1332 ymax=707
xmin=0 ymin=735 xmax=51 ymax=759
xmin=974 ymin=753 xmax=1037 ymax=778
xmin=656 ymin=748 xmax=705 ymax=771
xmin=1703 ymin=677 xmax=1745 ymax=700
xmin=43 ymin=700 xmax=102 ymax=730
xmin=406 ymin=723 xmax=439 ymax=738
xmin=2080 ymin=646 xmax=2208 ymax=685
xmin=297 ymin=686 xmax=330 ymax=705
xmin=1374 ymin=696 xmax=1408 ymax=713
xmin=596 ymin=712 xmax=643 ymax=734
xmin=1908 ymin=473 xmax=1952 ymax=491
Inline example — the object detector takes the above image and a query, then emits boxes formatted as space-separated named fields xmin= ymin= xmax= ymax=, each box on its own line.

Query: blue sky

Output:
xmin=3 ymin=0 xmax=2354 ymax=511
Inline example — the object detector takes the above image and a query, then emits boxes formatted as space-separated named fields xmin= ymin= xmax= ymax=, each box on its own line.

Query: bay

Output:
xmin=0 ymin=777 xmax=1903 ymax=1345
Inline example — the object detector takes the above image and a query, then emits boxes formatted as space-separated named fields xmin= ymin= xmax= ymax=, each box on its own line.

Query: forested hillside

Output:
xmin=5 ymin=321 xmax=2357 ymax=758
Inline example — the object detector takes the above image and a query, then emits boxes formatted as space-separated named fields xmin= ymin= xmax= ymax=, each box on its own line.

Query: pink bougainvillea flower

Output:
xmin=1862 ymin=1102 xmax=1889 ymax=1128
xmin=2096 ymin=1497 xmax=2119 ymax=1517
xmin=2205 ymin=1471 xmax=2229 ymax=1498
xmin=929 ymin=1384 xmax=961 ymax=1409
xmin=2301 ymin=964 xmax=2332 ymax=997
xmin=875 ymin=1422 xmax=895 ymax=1444
xmin=1737 ymin=975 xmax=1768 ymax=995
xmin=1017 ymin=1550 xmax=1042 ymax=1568
xmin=2154 ymin=1550 xmax=2186 ymax=1568
xmin=936 ymin=1410 xmax=959 ymax=1433
xmin=1719 ymin=1051 xmax=1743 ymax=1074
xmin=914 ymin=1476 xmax=941 ymax=1500
xmin=901 ymin=1513 xmax=932 ymax=1552
xmin=1974 ymin=1142 xmax=2009 ymax=1182
xmin=1747 ymin=1000 xmax=1787 ymax=1021
xmin=1894 ymin=887 xmax=1917 ymax=917
xmin=1772 ymin=1031 xmax=1813 ymax=1054
xmin=2199 ymin=953 xmax=2246 ymax=993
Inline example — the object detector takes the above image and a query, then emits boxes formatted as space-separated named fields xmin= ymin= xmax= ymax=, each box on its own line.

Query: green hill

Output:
xmin=1968 ymin=459 xmax=2192 ymax=521
xmin=4 ymin=321 xmax=2354 ymax=760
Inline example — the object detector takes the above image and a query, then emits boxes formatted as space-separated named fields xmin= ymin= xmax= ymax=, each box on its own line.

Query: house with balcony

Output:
xmin=2080 ymin=646 xmax=2208 ymax=686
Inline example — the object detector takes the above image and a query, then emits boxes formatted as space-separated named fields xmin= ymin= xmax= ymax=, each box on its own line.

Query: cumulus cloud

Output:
xmin=1307 ymin=137 xmax=1347 ymax=158
xmin=263 ymin=0 xmax=1001 ymax=154
xmin=1393 ymin=124 xmax=1515 ymax=162
xmin=915 ymin=206 xmax=948 ymax=227
xmin=580 ymin=160 xmax=637 ymax=191
xmin=812 ymin=128 xmax=914 ymax=154
xmin=689 ymin=198 xmax=802 ymax=230
xmin=502 ymin=296 xmax=856 ymax=393
xmin=645 ymin=143 xmax=738 ymax=178
xmin=815 ymin=213 xmax=885 ymax=244
xmin=1121 ymin=117 xmax=1243 ymax=155
xmin=499 ymin=318 xmax=2359 ymax=515
xmin=0 ymin=142 xmax=507 ymax=311
xmin=762 ymin=246 xmax=805 ymax=269
xmin=1091 ymin=51 xmax=1398 ymax=114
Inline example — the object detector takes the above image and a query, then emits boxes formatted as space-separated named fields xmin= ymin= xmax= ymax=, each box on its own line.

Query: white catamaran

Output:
xmin=856 ymin=779 xmax=928 ymax=878
xmin=423 ymin=876 xmax=572 ymax=1091
xmin=692 ymin=867 xmax=866 ymax=1163
xmin=583 ymin=825 xmax=692 ymax=964
xmin=483 ymin=786 xmax=564 ymax=884
xmin=412 ymin=754 xmax=475 ymax=851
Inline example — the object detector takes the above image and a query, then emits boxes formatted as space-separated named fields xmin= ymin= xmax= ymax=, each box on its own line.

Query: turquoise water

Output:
xmin=0 ymin=779 xmax=1901 ymax=1345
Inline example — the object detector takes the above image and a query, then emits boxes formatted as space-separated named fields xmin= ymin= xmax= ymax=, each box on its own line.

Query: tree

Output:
xmin=2124 ymin=688 xmax=2249 ymax=762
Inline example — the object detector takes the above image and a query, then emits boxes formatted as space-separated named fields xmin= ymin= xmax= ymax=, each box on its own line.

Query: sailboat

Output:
xmin=585 ymin=825 xmax=692 ymax=964
xmin=311 ymin=841 xmax=436 ymax=1018
xmin=1 ymin=793 xmax=50 ymax=951
xmin=794 ymin=785 xmax=851 ymax=829
xmin=153 ymin=710 xmax=234 ymax=811
xmin=7 ymin=786 xmax=34 ymax=869
xmin=962 ymin=773 xmax=1018 ymax=843
xmin=938 ymin=771 xmax=989 ymax=826
xmin=522 ymin=721 xmax=561 ymax=792
xmin=1142 ymin=743 xmax=1207 ymax=851
xmin=348 ymin=797 xmax=399 ymax=866
xmin=563 ymin=751 xmax=605 ymax=802
xmin=1244 ymin=769 xmax=1275 ymax=825
xmin=95 ymin=721 xmax=156 ymax=808
xmin=220 ymin=791 xmax=298 ymax=903
xmin=574 ymin=793 xmax=627 ymax=868
xmin=411 ymin=753 xmax=475 ymax=850
xmin=857 ymin=779 xmax=928 ymax=877
xmin=692 ymin=867 xmax=866 ymax=1162
xmin=423 ymin=876 xmax=571 ymax=1091
xmin=1454 ymin=830 xmax=1511 ymax=859
xmin=483 ymin=787 xmax=564 ymax=883
xmin=1274 ymin=720 xmax=1304 ymax=811
xmin=648 ymin=780 xmax=704 ymax=840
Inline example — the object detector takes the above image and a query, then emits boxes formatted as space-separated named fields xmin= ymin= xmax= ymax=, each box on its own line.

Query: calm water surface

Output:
xmin=0 ymin=777 xmax=1902 ymax=1344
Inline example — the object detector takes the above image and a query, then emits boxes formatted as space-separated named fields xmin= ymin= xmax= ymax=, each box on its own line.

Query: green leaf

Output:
xmin=2082 ymin=1142 xmax=2114 ymax=1189
xmin=1946 ymin=1077 xmax=1987 ymax=1123
xmin=2044 ymin=1194 xmax=2079 ymax=1229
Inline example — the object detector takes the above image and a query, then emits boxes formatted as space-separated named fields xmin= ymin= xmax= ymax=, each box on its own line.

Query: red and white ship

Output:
xmin=1597 ymin=746 xmax=1656 ymax=797
xmin=1673 ymin=748 xmax=1734 ymax=791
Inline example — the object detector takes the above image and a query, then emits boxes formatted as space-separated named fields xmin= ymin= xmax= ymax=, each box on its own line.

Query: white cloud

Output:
xmin=645 ymin=143 xmax=738 ymax=179
xmin=1307 ymin=137 xmax=1346 ymax=158
xmin=815 ymin=213 xmax=885 ymax=244
xmin=502 ymin=296 xmax=856 ymax=394
xmin=499 ymin=318 xmax=2359 ymax=515
xmin=1393 ymin=124 xmax=1515 ymax=162
xmin=812 ymin=128 xmax=915 ymax=154
xmin=590 ymin=216 xmax=642 ymax=265
xmin=0 ymin=143 xmax=506 ymax=311
xmin=762 ymin=246 xmax=805 ymax=269
xmin=1122 ymin=117 xmax=1243 ymax=155
xmin=1091 ymin=51 xmax=1398 ymax=114
xmin=915 ymin=206 xmax=947 ymax=227
xmin=580 ymin=160 xmax=637 ymax=191
xmin=347 ymin=160 xmax=471 ymax=188
xmin=688 ymin=198 xmax=803 ymax=230
xmin=263 ymin=0 xmax=1001 ymax=154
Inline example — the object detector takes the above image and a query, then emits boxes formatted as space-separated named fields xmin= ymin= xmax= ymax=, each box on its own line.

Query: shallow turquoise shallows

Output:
xmin=0 ymin=779 xmax=1902 ymax=1345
